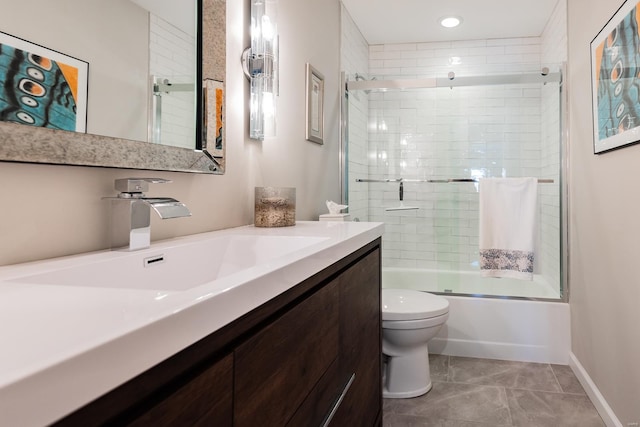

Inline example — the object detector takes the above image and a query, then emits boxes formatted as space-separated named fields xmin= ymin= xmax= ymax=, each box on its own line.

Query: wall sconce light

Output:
xmin=241 ymin=0 xmax=278 ymax=140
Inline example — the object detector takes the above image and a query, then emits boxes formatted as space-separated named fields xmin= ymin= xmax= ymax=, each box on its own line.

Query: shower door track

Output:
xmin=346 ymin=70 xmax=561 ymax=91
xmin=356 ymin=178 xmax=555 ymax=184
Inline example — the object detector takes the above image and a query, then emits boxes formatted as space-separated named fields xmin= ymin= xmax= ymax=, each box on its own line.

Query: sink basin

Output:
xmin=11 ymin=235 xmax=329 ymax=291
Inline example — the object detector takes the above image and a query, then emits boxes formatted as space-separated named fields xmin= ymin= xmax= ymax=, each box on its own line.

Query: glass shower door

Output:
xmin=344 ymin=73 xmax=564 ymax=300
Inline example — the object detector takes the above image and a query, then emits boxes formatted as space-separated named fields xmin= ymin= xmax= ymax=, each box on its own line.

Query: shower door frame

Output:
xmin=340 ymin=67 xmax=570 ymax=303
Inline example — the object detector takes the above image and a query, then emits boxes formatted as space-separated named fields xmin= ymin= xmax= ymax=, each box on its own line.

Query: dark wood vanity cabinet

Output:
xmin=56 ymin=239 xmax=381 ymax=427
xmin=335 ymin=248 xmax=382 ymax=426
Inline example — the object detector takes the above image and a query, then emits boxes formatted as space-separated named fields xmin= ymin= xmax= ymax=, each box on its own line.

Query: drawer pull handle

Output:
xmin=321 ymin=373 xmax=356 ymax=427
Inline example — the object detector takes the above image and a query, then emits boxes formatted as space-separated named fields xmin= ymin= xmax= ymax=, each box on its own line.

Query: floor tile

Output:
xmin=448 ymin=356 xmax=561 ymax=392
xmin=507 ymin=388 xmax=605 ymax=427
xmin=550 ymin=364 xmax=586 ymax=395
xmin=429 ymin=354 xmax=449 ymax=382
xmin=383 ymin=357 xmax=603 ymax=426
xmin=383 ymin=412 xmax=441 ymax=427
xmin=383 ymin=413 xmax=500 ymax=427
xmin=437 ymin=420 xmax=508 ymax=427
xmin=384 ymin=381 xmax=512 ymax=426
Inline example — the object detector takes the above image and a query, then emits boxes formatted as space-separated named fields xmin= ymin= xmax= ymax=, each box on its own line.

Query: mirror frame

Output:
xmin=0 ymin=0 xmax=221 ymax=174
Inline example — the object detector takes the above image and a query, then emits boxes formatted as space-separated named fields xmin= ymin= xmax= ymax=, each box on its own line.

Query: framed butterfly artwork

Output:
xmin=591 ymin=0 xmax=640 ymax=153
xmin=0 ymin=31 xmax=88 ymax=133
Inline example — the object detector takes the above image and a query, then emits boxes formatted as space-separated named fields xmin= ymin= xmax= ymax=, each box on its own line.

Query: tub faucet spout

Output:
xmin=106 ymin=178 xmax=191 ymax=251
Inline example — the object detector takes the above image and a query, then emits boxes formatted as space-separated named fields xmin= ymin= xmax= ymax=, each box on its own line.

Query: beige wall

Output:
xmin=568 ymin=0 xmax=640 ymax=423
xmin=248 ymin=0 xmax=342 ymax=219
xmin=0 ymin=0 xmax=341 ymax=266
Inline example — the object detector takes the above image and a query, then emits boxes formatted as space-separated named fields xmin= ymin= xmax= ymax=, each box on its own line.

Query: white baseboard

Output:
xmin=569 ymin=352 xmax=622 ymax=427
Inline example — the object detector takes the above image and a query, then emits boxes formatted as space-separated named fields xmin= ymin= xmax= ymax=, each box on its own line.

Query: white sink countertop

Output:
xmin=0 ymin=221 xmax=383 ymax=426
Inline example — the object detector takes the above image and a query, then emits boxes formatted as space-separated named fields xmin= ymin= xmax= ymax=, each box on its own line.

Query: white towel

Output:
xmin=479 ymin=177 xmax=537 ymax=280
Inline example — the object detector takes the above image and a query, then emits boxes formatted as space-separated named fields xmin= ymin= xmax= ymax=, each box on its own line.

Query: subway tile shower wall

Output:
xmin=343 ymin=1 xmax=566 ymax=292
xmin=149 ymin=14 xmax=197 ymax=149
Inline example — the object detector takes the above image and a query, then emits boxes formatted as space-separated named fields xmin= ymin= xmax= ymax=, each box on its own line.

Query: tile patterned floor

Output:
xmin=383 ymin=355 xmax=605 ymax=427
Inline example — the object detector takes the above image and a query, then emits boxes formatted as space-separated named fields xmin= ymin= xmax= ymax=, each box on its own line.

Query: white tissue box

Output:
xmin=319 ymin=213 xmax=351 ymax=222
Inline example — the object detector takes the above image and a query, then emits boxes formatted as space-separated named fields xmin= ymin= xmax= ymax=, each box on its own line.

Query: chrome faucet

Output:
xmin=106 ymin=178 xmax=191 ymax=251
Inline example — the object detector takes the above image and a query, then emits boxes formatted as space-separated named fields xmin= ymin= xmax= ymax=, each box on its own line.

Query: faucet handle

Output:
xmin=115 ymin=178 xmax=172 ymax=193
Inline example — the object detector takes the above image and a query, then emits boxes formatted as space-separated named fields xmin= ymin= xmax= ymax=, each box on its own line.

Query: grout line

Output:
xmin=440 ymin=380 xmax=510 ymax=390
xmin=438 ymin=360 xmax=576 ymax=394
xmin=506 ymin=385 xmax=590 ymax=395
xmin=503 ymin=384 xmax=515 ymax=427
xmin=549 ymin=363 xmax=566 ymax=394
xmin=440 ymin=379 xmax=575 ymax=395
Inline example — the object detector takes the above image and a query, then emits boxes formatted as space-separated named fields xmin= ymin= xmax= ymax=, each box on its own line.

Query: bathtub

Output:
xmin=383 ymin=268 xmax=560 ymax=299
xmin=382 ymin=268 xmax=570 ymax=364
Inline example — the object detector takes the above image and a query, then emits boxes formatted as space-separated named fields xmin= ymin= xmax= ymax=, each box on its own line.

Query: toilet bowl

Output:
xmin=382 ymin=288 xmax=449 ymax=399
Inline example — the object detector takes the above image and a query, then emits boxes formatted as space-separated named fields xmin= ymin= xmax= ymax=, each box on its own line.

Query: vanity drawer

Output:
xmin=128 ymin=353 xmax=233 ymax=427
xmin=234 ymin=280 xmax=340 ymax=427
xmin=286 ymin=358 xmax=342 ymax=426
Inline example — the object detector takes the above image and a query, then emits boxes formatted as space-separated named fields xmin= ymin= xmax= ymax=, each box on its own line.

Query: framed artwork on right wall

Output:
xmin=591 ymin=0 xmax=640 ymax=154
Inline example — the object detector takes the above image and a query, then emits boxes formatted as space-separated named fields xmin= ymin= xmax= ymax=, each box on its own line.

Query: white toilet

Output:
xmin=381 ymin=288 xmax=450 ymax=398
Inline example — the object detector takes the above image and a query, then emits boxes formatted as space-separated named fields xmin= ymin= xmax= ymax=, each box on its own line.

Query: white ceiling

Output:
xmin=341 ymin=0 xmax=561 ymax=45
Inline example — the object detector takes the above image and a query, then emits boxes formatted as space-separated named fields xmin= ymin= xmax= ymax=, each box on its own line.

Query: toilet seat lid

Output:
xmin=382 ymin=288 xmax=449 ymax=321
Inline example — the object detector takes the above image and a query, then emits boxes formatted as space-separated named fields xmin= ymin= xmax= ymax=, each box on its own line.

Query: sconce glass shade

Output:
xmin=246 ymin=0 xmax=278 ymax=140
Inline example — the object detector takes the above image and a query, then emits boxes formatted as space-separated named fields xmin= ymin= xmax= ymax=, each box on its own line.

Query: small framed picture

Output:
xmin=305 ymin=63 xmax=324 ymax=144
xmin=203 ymin=79 xmax=224 ymax=158
xmin=0 ymin=31 xmax=88 ymax=133
xmin=591 ymin=0 xmax=640 ymax=153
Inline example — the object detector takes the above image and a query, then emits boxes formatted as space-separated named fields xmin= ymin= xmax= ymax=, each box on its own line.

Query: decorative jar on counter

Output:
xmin=254 ymin=187 xmax=296 ymax=227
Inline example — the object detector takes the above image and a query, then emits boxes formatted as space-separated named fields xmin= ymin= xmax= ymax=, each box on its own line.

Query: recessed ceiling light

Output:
xmin=439 ymin=16 xmax=463 ymax=28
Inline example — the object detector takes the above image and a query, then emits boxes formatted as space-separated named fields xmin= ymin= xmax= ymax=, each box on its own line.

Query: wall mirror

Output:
xmin=0 ymin=0 xmax=225 ymax=174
